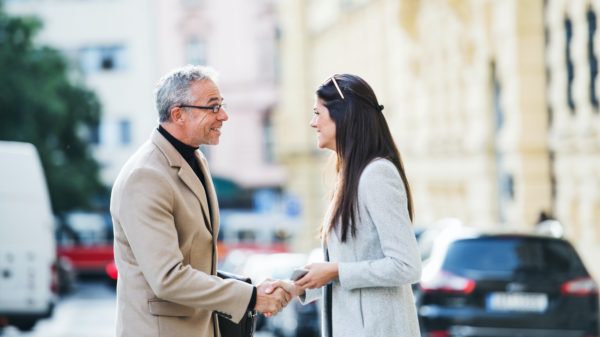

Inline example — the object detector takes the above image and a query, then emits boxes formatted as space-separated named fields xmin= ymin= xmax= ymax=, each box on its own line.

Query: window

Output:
xmin=492 ymin=64 xmax=504 ymax=131
xmin=491 ymin=63 xmax=510 ymax=223
xmin=587 ymin=8 xmax=599 ymax=111
xmin=118 ymin=119 xmax=131 ymax=145
xmin=262 ymin=109 xmax=274 ymax=163
xmin=79 ymin=45 xmax=127 ymax=73
xmin=90 ymin=124 xmax=100 ymax=145
xmin=182 ymin=0 xmax=203 ymax=7
xmin=565 ymin=17 xmax=576 ymax=113
xmin=443 ymin=238 xmax=586 ymax=275
xmin=186 ymin=39 xmax=206 ymax=65
xmin=95 ymin=119 xmax=132 ymax=146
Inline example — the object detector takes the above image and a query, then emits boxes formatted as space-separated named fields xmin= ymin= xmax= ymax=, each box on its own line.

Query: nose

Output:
xmin=218 ymin=107 xmax=229 ymax=121
xmin=309 ymin=115 xmax=317 ymax=128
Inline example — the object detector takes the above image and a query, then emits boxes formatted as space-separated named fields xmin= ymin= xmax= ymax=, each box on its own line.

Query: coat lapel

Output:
xmin=195 ymin=151 xmax=219 ymax=235
xmin=151 ymin=130 xmax=212 ymax=233
xmin=177 ymin=164 xmax=212 ymax=232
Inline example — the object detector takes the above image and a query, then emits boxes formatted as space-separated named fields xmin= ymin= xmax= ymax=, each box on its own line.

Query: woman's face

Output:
xmin=310 ymin=97 xmax=336 ymax=151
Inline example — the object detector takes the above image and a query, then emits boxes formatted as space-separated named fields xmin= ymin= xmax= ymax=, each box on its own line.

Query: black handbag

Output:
xmin=216 ymin=271 xmax=257 ymax=337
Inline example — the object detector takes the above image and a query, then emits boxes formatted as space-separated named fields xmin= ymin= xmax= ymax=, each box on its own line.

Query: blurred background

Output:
xmin=1 ymin=0 xmax=599 ymax=336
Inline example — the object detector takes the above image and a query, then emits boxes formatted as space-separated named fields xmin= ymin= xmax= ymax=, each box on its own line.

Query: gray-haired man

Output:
xmin=110 ymin=65 xmax=291 ymax=337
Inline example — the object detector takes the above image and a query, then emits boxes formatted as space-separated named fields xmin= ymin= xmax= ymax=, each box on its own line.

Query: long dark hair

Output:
xmin=318 ymin=74 xmax=414 ymax=242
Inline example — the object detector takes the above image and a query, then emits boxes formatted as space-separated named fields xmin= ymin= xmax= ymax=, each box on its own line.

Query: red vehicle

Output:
xmin=56 ymin=212 xmax=114 ymax=278
xmin=58 ymin=244 xmax=114 ymax=276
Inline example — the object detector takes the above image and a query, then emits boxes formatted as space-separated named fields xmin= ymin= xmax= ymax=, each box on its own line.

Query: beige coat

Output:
xmin=110 ymin=129 xmax=253 ymax=337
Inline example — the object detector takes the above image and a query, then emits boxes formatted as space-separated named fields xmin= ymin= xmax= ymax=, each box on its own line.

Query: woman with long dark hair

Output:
xmin=294 ymin=74 xmax=422 ymax=337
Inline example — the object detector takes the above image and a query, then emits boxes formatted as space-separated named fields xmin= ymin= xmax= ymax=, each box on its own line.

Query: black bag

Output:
xmin=216 ymin=271 xmax=257 ymax=337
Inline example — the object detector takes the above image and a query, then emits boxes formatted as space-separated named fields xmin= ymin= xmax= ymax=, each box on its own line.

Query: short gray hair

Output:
xmin=155 ymin=65 xmax=219 ymax=123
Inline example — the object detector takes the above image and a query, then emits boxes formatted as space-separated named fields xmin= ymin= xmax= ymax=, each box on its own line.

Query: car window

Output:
xmin=442 ymin=237 xmax=587 ymax=276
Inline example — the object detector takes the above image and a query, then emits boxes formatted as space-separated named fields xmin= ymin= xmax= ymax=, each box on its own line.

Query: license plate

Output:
xmin=486 ymin=292 xmax=548 ymax=312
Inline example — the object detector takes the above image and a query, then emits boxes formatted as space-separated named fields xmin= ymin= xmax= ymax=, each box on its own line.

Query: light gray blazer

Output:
xmin=302 ymin=158 xmax=422 ymax=337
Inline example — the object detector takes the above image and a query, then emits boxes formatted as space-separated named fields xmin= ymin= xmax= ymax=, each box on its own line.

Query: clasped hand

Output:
xmin=255 ymin=279 xmax=304 ymax=317
xmin=255 ymin=262 xmax=338 ymax=317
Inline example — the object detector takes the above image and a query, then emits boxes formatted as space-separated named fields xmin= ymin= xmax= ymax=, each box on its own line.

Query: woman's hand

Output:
xmin=266 ymin=279 xmax=306 ymax=298
xmin=294 ymin=262 xmax=339 ymax=289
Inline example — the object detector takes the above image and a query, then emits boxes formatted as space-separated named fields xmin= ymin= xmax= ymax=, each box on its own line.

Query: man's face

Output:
xmin=180 ymin=80 xmax=229 ymax=146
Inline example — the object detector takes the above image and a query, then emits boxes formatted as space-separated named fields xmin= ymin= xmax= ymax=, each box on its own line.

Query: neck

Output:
xmin=160 ymin=122 xmax=196 ymax=147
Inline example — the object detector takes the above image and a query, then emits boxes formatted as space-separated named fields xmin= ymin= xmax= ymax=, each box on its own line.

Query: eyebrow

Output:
xmin=207 ymin=96 xmax=223 ymax=104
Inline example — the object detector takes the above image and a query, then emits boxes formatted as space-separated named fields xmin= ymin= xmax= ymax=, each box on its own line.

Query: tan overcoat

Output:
xmin=110 ymin=129 xmax=253 ymax=337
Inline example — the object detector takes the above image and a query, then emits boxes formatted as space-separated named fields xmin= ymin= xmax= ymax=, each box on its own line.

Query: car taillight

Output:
xmin=427 ymin=331 xmax=450 ymax=337
xmin=561 ymin=277 xmax=598 ymax=296
xmin=105 ymin=262 xmax=118 ymax=280
xmin=421 ymin=270 xmax=476 ymax=294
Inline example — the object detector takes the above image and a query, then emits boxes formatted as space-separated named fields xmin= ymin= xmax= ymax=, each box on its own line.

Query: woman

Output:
xmin=294 ymin=74 xmax=422 ymax=337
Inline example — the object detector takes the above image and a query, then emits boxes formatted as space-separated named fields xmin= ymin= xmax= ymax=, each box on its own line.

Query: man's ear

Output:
xmin=170 ymin=106 xmax=184 ymax=123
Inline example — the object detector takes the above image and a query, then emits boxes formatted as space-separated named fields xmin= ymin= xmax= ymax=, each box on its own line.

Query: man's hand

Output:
xmin=255 ymin=279 xmax=292 ymax=317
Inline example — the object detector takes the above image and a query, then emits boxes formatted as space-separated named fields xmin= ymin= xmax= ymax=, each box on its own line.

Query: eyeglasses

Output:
xmin=178 ymin=103 xmax=227 ymax=113
xmin=324 ymin=74 xmax=345 ymax=100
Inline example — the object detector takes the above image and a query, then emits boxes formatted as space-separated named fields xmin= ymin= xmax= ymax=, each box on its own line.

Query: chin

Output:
xmin=318 ymin=143 xmax=331 ymax=150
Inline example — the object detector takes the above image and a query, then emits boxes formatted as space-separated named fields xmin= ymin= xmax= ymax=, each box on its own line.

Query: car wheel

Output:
xmin=15 ymin=320 xmax=37 ymax=332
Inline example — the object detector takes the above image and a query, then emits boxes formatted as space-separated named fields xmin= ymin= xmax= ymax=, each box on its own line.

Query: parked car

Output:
xmin=216 ymin=210 xmax=298 ymax=261
xmin=56 ymin=211 xmax=114 ymax=278
xmin=417 ymin=230 xmax=599 ymax=337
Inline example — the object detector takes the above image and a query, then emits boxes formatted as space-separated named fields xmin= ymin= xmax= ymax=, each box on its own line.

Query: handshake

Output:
xmin=254 ymin=278 xmax=303 ymax=317
xmin=253 ymin=261 xmax=337 ymax=317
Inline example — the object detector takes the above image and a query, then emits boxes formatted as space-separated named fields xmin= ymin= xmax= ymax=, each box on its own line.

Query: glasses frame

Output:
xmin=178 ymin=103 xmax=226 ymax=113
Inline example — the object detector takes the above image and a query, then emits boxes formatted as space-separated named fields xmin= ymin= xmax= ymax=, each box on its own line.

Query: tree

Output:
xmin=0 ymin=3 xmax=106 ymax=216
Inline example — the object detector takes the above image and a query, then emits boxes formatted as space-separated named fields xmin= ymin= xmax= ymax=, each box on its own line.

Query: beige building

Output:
xmin=275 ymin=0 xmax=600 ymax=278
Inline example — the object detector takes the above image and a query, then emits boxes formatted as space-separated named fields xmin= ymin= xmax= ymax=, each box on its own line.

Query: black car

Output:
xmin=416 ymin=231 xmax=599 ymax=337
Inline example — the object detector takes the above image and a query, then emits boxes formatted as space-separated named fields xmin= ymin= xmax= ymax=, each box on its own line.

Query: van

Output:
xmin=0 ymin=141 xmax=57 ymax=331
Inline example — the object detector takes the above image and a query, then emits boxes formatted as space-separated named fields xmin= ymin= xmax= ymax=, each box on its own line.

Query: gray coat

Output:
xmin=302 ymin=158 xmax=422 ymax=337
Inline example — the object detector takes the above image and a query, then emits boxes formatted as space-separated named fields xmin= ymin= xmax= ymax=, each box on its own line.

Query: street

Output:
xmin=1 ymin=280 xmax=116 ymax=337
xmin=0 ymin=279 xmax=274 ymax=337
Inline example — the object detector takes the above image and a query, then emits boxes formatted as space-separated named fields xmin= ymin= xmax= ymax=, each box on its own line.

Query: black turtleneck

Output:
xmin=158 ymin=125 xmax=208 ymax=190
xmin=157 ymin=125 xmax=257 ymax=312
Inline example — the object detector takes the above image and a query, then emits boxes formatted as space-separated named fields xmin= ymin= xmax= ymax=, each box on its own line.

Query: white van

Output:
xmin=0 ymin=141 xmax=57 ymax=331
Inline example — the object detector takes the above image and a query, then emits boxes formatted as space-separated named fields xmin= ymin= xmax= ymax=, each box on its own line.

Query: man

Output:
xmin=110 ymin=65 xmax=290 ymax=337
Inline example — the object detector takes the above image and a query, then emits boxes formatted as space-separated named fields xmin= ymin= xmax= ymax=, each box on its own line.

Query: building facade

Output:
xmin=545 ymin=0 xmax=600 ymax=277
xmin=275 ymin=0 xmax=600 ymax=278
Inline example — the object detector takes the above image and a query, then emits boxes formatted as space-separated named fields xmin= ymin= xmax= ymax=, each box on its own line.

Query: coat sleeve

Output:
xmin=337 ymin=160 xmax=422 ymax=290
xmin=298 ymin=287 xmax=322 ymax=305
xmin=117 ymin=167 xmax=253 ymax=323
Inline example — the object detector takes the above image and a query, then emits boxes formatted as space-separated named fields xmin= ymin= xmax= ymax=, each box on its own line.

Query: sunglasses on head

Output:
xmin=323 ymin=74 xmax=345 ymax=100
